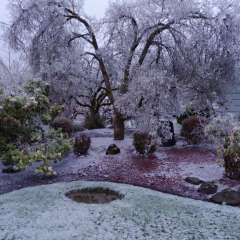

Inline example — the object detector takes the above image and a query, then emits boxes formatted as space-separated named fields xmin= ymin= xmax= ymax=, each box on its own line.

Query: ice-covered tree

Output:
xmin=63 ymin=0 xmax=214 ymax=139
xmin=8 ymin=0 xmax=75 ymax=102
xmin=107 ymin=0 xmax=240 ymax=133
xmin=68 ymin=57 xmax=112 ymax=129
xmin=7 ymin=0 xmax=240 ymax=139
xmin=171 ymin=3 xmax=240 ymax=114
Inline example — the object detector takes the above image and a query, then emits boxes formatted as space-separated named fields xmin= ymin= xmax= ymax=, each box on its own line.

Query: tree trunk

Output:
xmin=113 ymin=111 xmax=125 ymax=140
xmin=85 ymin=110 xmax=104 ymax=130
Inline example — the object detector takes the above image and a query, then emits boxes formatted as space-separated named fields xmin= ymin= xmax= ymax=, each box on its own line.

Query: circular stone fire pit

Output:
xmin=65 ymin=187 xmax=123 ymax=204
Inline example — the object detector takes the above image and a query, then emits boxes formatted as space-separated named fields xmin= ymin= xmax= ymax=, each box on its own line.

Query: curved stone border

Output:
xmin=0 ymin=181 xmax=240 ymax=240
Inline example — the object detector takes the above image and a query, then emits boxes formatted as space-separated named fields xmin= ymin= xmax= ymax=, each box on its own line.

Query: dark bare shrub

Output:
xmin=133 ymin=132 xmax=156 ymax=155
xmin=52 ymin=117 xmax=73 ymax=135
xmin=74 ymin=134 xmax=91 ymax=155
xmin=181 ymin=116 xmax=206 ymax=144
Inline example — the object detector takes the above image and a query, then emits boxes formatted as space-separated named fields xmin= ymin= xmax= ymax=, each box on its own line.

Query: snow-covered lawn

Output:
xmin=0 ymin=181 xmax=240 ymax=240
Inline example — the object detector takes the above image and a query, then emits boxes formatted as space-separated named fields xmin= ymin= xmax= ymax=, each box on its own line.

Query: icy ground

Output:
xmin=1 ymin=128 xmax=240 ymax=200
xmin=0 ymin=181 xmax=240 ymax=240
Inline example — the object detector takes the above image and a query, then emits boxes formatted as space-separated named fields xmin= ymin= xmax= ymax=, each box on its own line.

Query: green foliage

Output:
xmin=24 ymin=80 xmax=51 ymax=119
xmin=50 ymin=104 xmax=65 ymax=120
xmin=41 ymin=104 xmax=64 ymax=125
xmin=0 ymin=80 xmax=54 ymax=144
xmin=223 ymin=129 xmax=240 ymax=179
xmin=0 ymin=115 xmax=22 ymax=141
xmin=0 ymin=80 xmax=72 ymax=176
xmin=1 ymin=144 xmax=24 ymax=166
xmin=24 ymin=79 xmax=50 ymax=98
xmin=1 ymin=130 xmax=72 ymax=176
xmin=0 ymin=96 xmax=39 ymax=143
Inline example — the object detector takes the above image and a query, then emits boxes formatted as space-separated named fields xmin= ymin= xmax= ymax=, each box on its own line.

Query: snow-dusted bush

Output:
xmin=52 ymin=117 xmax=74 ymax=136
xmin=177 ymin=107 xmax=196 ymax=125
xmin=133 ymin=132 xmax=156 ymax=155
xmin=3 ymin=130 xmax=72 ymax=177
xmin=181 ymin=116 xmax=207 ymax=145
xmin=0 ymin=95 xmax=41 ymax=143
xmin=205 ymin=114 xmax=239 ymax=146
xmin=74 ymin=134 xmax=91 ymax=155
xmin=223 ymin=129 xmax=240 ymax=179
xmin=0 ymin=80 xmax=72 ymax=176
xmin=177 ymin=107 xmax=211 ymax=125
xmin=205 ymin=114 xmax=240 ymax=179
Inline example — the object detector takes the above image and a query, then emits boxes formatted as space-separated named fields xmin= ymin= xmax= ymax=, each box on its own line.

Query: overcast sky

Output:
xmin=0 ymin=0 xmax=111 ymax=60
xmin=0 ymin=0 xmax=111 ymax=23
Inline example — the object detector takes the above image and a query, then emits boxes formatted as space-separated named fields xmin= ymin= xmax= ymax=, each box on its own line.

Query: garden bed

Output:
xmin=1 ymin=129 xmax=240 ymax=204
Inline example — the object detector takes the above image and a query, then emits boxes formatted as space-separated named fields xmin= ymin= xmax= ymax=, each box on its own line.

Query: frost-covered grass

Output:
xmin=1 ymin=181 xmax=240 ymax=240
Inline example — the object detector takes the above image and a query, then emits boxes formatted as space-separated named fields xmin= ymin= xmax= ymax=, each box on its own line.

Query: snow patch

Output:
xmin=1 ymin=181 xmax=240 ymax=240
xmin=180 ymin=162 xmax=224 ymax=182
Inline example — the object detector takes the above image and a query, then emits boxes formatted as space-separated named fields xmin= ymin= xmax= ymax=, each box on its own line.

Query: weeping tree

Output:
xmin=63 ymin=0 xmax=213 ymax=139
xmin=8 ymin=0 xmax=78 ymax=113
xmin=0 ymin=58 xmax=14 ymax=89
xmin=69 ymin=58 xmax=112 ymax=129
xmin=170 ymin=11 xmax=239 ymax=113
xmin=105 ymin=0 xmax=240 ymax=131
xmin=7 ymin=0 xmax=240 ymax=140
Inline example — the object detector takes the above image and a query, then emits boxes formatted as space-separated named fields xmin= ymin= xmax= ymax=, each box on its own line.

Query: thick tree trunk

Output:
xmin=85 ymin=110 xmax=104 ymax=130
xmin=113 ymin=111 xmax=125 ymax=140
